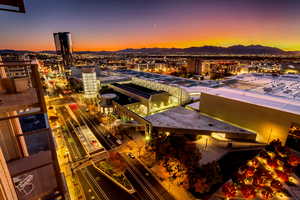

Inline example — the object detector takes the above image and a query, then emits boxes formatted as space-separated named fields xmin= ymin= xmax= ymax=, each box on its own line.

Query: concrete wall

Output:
xmin=0 ymin=148 xmax=18 ymax=200
xmin=14 ymin=78 xmax=30 ymax=93
xmin=0 ymin=112 xmax=22 ymax=161
xmin=0 ymin=79 xmax=6 ymax=93
xmin=200 ymin=93 xmax=300 ymax=144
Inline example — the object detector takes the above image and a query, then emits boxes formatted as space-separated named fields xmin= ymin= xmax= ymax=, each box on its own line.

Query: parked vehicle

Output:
xmin=128 ymin=153 xmax=135 ymax=159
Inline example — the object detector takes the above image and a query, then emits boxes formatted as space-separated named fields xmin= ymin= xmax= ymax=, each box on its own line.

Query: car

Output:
xmin=145 ymin=173 xmax=149 ymax=176
xmin=128 ymin=153 xmax=135 ymax=159
xmin=116 ymin=139 xmax=122 ymax=145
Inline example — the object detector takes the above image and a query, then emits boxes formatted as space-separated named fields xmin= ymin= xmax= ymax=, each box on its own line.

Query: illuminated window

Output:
xmin=82 ymin=72 xmax=97 ymax=98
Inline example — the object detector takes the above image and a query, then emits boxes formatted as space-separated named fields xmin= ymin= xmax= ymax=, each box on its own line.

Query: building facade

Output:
xmin=201 ymin=60 xmax=240 ymax=79
xmin=200 ymin=90 xmax=300 ymax=144
xmin=0 ymin=57 xmax=65 ymax=200
xmin=82 ymin=68 xmax=98 ymax=98
xmin=187 ymin=58 xmax=202 ymax=74
xmin=53 ymin=32 xmax=73 ymax=68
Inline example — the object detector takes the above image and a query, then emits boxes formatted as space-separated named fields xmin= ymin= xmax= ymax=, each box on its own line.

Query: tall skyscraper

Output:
xmin=53 ymin=32 xmax=73 ymax=69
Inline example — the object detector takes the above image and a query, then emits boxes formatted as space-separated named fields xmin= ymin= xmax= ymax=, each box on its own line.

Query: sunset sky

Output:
xmin=1 ymin=0 xmax=300 ymax=51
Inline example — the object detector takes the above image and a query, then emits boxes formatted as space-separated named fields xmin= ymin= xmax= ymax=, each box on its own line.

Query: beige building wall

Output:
xmin=14 ymin=78 xmax=30 ymax=93
xmin=0 ymin=148 xmax=18 ymax=200
xmin=0 ymin=112 xmax=24 ymax=161
xmin=200 ymin=93 xmax=300 ymax=144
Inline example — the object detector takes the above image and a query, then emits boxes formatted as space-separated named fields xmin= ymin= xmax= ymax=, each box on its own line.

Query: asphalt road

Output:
xmin=77 ymin=167 xmax=135 ymax=200
xmin=77 ymin=169 xmax=105 ymax=200
xmin=122 ymin=154 xmax=175 ymax=200
xmin=57 ymin=106 xmax=138 ymax=200
xmin=86 ymin=166 xmax=137 ymax=200
xmin=57 ymin=107 xmax=87 ymax=161
xmin=59 ymin=106 xmax=107 ymax=159
xmin=75 ymin=108 xmax=175 ymax=200
xmin=75 ymin=109 xmax=116 ymax=150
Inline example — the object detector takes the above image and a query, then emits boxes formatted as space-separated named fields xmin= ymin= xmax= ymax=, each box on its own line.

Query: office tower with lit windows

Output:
xmin=82 ymin=67 xmax=98 ymax=98
xmin=53 ymin=32 xmax=73 ymax=69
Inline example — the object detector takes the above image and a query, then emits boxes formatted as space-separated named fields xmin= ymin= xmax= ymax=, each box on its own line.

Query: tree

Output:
xmin=107 ymin=152 xmax=127 ymax=176
xmin=193 ymin=178 xmax=209 ymax=193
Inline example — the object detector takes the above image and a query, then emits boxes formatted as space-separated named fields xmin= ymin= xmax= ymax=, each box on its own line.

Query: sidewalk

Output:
xmin=48 ymin=102 xmax=86 ymax=200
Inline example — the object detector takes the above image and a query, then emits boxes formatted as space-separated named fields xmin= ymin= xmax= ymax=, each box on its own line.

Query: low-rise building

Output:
xmin=109 ymin=83 xmax=170 ymax=116
xmin=200 ymin=88 xmax=300 ymax=145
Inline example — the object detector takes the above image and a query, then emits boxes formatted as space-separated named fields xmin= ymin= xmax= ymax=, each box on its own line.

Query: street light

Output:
xmin=145 ymin=135 xmax=151 ymax=141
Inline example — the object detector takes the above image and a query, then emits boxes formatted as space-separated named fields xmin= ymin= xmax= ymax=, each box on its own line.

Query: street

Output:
xmin=47 ymin=93 xmax=175 ymax=200
xmin=122 ymin=153 xmax=175 ymax=200
xmin=55 ymin=104 xmax=138 ymax=200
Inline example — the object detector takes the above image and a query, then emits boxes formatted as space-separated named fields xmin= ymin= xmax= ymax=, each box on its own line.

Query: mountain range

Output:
xmin=1 ymin=45 xmax=299 ymax=55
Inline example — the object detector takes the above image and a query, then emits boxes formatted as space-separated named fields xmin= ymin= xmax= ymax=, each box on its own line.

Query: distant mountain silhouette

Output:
xmin=0 ymin=49 xmax=33 ymax=54
xmin=0 ymin=45 xmax=297 ymax=55
xmin=116 ymin=45 xmax=286 ymax=55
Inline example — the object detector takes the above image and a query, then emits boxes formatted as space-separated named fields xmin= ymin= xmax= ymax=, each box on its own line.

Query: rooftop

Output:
xmin=114 ymin=69 xmax=220 ymax=88
xmin=70 ymin=65 xmax=101 ymax=78
xmin=224 ymin=73 xmax=300 ymax=101
xmin=98 ymin=75 xmax=130 ymax=84
xmin=186 ymin=101 xmax=200 ymax=111
xmin=145 ymin=106 xmax=256 ymax=139
xmin=100 ymin=88 xmax=139 ymax=105
xmin=204 ymin=87 xmax=300 ymax=116
xmin=111 ymin=83 xmax=166 ymax=99
xmin=70 ymin=67 xmax=130 ymax=83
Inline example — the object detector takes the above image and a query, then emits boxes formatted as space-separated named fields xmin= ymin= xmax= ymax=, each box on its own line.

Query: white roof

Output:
xmin=181 ymin=85 xmax=212 ymax=95
xmin=186 ymin=101 xmax=200 ymax=111
xmin=204 ymin=87 xmax=300 ymax=116
xmin=145 ymin=106 xmax=254 ymax=135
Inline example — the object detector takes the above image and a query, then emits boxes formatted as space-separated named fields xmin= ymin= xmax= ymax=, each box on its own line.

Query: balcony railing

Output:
xmin=0 ymin=58 xmax=65 ymax=199
xmin=0 ymin=0 xmax=25 ymax=13
xmin=0 ymin=60 xmax=46 ymax=120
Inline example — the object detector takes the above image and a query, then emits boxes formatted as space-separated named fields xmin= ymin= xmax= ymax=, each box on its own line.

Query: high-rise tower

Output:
xmin=53 ymin=32 xmax=73 ymax=69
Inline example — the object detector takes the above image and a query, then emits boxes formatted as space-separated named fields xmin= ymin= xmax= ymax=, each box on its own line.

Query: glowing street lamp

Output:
xmin=145 ymin=135 xmax=151 ymax=141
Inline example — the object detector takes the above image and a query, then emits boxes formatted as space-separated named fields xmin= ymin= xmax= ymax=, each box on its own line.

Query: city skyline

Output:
xmin=1 ymin=0 xmax=300 ymax=51
xmin=1 ymin=1 xmax=300 ymax=200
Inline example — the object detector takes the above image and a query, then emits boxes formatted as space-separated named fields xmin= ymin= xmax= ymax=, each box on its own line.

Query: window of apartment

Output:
xmin=19 ymin=114 xmax=50 ymax=155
